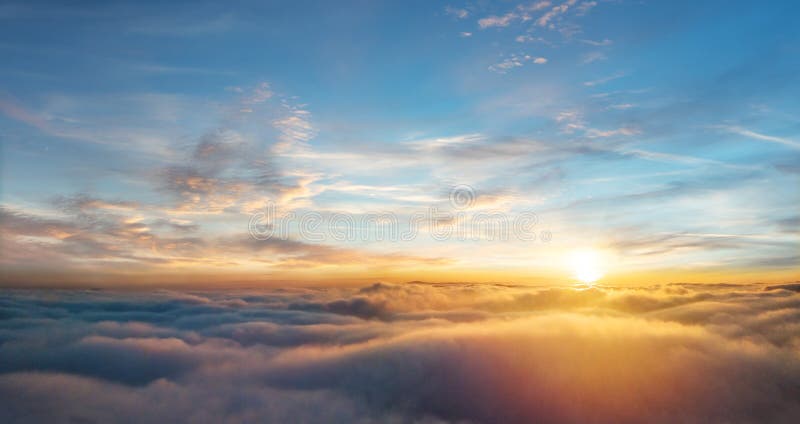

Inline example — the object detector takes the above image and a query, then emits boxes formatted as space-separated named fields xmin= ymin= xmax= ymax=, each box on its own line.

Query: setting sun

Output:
xmin=568 ymin=249 xmax=605 ymax=284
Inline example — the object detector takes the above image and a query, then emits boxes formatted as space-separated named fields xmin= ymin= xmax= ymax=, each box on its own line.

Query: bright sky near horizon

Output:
xmin=1 ymin=0 xmax=798 ymax=286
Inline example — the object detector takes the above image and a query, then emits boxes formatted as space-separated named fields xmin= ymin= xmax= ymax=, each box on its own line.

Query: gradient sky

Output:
xmin=1 ymin=0 xmax=798 ymax=286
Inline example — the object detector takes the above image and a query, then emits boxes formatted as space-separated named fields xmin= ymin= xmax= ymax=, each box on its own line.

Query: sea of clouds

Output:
xmin=1 ymin=282 xmax=800 ymax=423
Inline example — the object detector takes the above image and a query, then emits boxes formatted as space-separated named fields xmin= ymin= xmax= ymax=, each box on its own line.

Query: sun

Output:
xmin=568 ymin=249 xmax=605 ymax=284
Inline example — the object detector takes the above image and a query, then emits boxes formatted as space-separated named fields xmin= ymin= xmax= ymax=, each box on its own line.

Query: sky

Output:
xmin=1 ymin=3 xmax=800 ymax=422
xmin=1 ymin=0 xmax=799 ymax=286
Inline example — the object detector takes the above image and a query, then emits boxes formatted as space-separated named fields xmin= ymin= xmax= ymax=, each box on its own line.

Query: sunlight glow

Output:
xmin=568 ymin=249 xmax=605 ymax=284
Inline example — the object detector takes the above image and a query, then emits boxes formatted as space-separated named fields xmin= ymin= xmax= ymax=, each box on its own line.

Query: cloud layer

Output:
xmin=2 ymin=282 xmax=800 ymax=423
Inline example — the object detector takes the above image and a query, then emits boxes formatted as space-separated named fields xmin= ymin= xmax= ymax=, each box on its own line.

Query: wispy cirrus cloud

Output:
xmin=584 ymin=72 xmax=626 ymax=86
xmin=580 ymin=38 xmax=612 ymax=46
xmin=585 ymin=126 xmax=639 ymax=138
xmin=582 ymin=51 xmax=606 ymax=64
xmin=715 ymin=125 xmax=800 ymax=150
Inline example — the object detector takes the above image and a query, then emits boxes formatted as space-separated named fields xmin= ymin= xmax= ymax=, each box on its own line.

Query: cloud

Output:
xmin=488 ymin=54 xmax=547 ymax=73
xmin=775 ymin=216 xmax=800 ymax=234
xmin=1 ymin=283 xmax=799 ymax=422
xmin=220 ymin=235 xmax=450 ymax=269
xmin=478 ymin=2 xmax=552 ymax=29
xmin=472 ymin=0 xmax=602 ymax=45
xmin=582 ymin=51 xmax=606 ymax=64
xmin=585 ymin=126 xmax=639 ymax=138
xmin=407 ymin=134 xmax=545 ymax=162
xmin=584 ymin=72 xmax=626 ymax=87
xmin=146 ymin=106 xmax=318 ymax=214
xmin=0 ymin=203 xmax=204 ymax=270
xmin=580 ymin=38 xmax=612 ymax=46
xmin=609 ymin=103 xmax=635 ymax=110
xmin=555 ymin=109 xmax=586 ymax=133
xmin=478 ymin=12 xmax=518 ymax=29
xmin=523 ymin=1 xmax=554 ymax=12
xmin=0 ymin=95 xmax=51 ymax=131
xmin=272 ymin=107 xmax=316 ymax=153
xmin=607 ymin=230 xmax=790 ymax=259
xmin=0 ymin=203 xmax=450 ymax=280
xmin=515 ymin=34 xmax=549 ymax=43
xmin=241 ymin=82 xmax=273 ymax=106
xmin=262 ymin=313 xmax=799 ymax=423
xmin=0 ymin=372 xmax=366 ymax=423
xmin=576 ymin=1 xmax=597 ymax=15
xmin=444 ymin=6 xmax=469 ymax=19
xmin=715 ymin=125 xmax=800 ymax=150
xmin=289 ymin=296 xmax=392 ymax=321
xmin=537 ymin=0 xmax=578 ymax=27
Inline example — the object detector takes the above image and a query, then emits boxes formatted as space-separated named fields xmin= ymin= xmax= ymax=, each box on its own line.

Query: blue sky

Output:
xmin=1 ymin=0 xmax=798 ymax=285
